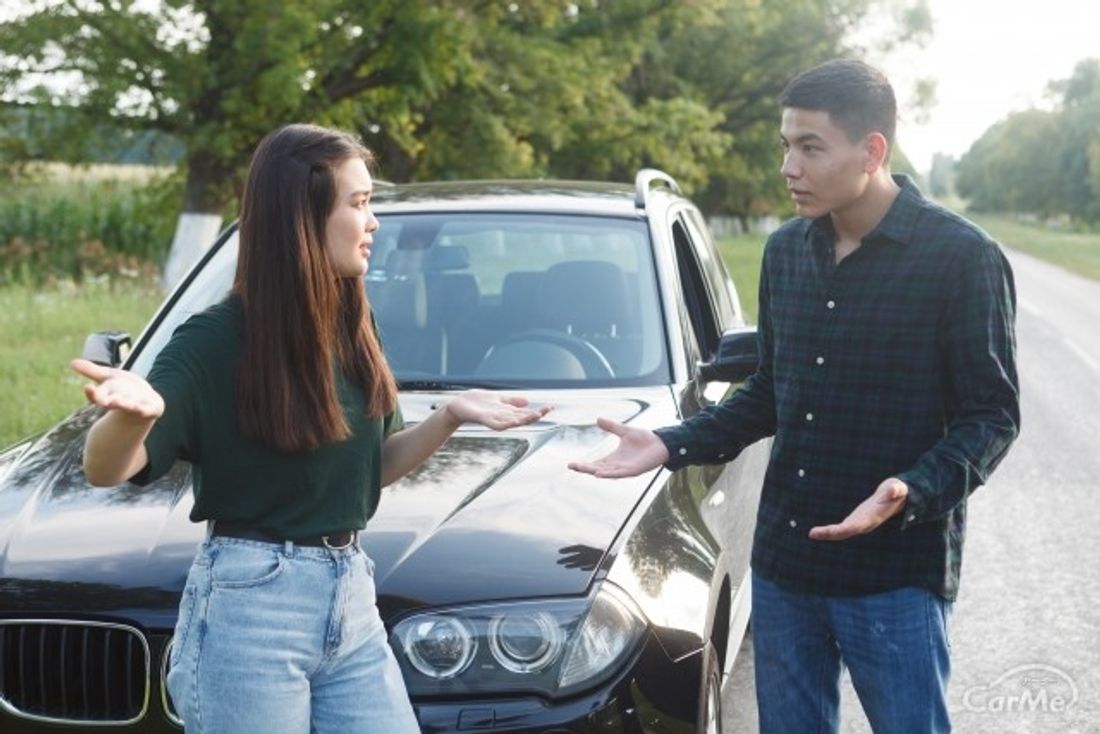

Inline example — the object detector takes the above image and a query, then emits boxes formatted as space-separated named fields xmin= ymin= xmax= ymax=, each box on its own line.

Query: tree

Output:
xmin=5 ymin=0 xmax=592 ymax=285
xmin=927 ymin=152 xmax=954 ymax=199
xmin=2 ymin=0 xmax=933 ymax=284
xmin=956 ymin=110 xmax=1061 ymax=216
xmin=956 ymin=59 xmax=1100 ymax=223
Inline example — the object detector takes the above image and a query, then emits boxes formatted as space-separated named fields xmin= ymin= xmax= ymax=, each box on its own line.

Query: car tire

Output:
xmin=698 ymin=641 xmax=723 ymax=734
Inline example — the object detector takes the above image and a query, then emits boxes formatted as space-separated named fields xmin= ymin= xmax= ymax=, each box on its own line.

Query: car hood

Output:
xmin=0 ymin=388 xmax=678 ymax=623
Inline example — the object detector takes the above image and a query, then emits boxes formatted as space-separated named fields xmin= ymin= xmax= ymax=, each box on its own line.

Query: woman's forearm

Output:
xmin=83 ymin=411 xmax=155 ymax=486
xmin=380 ymin=404 xmax=462 ymax=487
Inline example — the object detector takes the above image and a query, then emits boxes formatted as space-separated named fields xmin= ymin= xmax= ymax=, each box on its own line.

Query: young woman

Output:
xmin=70 ymin=123 xmax=549 ymax=733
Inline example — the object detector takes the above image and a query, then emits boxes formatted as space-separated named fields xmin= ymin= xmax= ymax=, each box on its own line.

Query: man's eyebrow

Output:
xmin=781 ymin=132 xmax=827 ymax=145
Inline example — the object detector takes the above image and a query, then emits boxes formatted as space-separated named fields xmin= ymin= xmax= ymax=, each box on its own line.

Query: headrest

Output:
xmin=538 ymin=260 xmax=630 ymax=335
xmin=368 ymin=273 xmax=428 ymax=330
xmin=425 ymin=245 xmax=470 ymax=272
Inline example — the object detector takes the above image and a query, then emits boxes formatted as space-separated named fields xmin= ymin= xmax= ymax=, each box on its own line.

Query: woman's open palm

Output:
xmin=70 ymin=358 xmax=164 ymax=420
xmin=446 ymin=390 xmax=550 ymax=430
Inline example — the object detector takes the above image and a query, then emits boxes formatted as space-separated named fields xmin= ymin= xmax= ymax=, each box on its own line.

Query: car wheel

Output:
xmin=699 ymin=642 xmax=722 ymax=734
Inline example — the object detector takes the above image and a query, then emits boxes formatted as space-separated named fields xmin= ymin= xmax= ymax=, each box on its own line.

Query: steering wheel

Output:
xmin=477 ymin=329 xmax=615 ymax=379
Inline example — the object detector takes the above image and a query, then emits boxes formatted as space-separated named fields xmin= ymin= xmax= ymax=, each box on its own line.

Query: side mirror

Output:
xmin=698 ymin=326 xmax=758 ymax=383
xmin=82 ymin=331 xmax=132 ymax=368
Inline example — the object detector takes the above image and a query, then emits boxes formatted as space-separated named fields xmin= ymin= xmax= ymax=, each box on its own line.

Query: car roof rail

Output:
xmin=634 ymin=168 xmax=683 ymax=209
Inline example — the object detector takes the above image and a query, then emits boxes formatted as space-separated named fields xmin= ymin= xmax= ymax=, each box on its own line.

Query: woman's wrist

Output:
xmin=440 ymin=400 xmax=465 ymax=432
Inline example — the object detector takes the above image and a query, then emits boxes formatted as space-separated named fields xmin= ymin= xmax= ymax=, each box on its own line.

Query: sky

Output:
xmin=869 ymin=0 xmax=1100 ymax=174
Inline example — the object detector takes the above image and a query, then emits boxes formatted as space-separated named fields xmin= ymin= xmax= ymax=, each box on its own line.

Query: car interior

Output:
xmin=365 ymin=214 xmax=663 ymax=383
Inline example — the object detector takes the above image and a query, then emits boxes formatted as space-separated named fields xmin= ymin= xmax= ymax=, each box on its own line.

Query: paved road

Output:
xmin=723 ymin=248 xmax=1100 ymax=733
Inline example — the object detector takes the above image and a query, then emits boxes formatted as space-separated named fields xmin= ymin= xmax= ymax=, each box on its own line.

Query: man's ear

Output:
xmin=863 ymin=132 xmax=889 ymax=173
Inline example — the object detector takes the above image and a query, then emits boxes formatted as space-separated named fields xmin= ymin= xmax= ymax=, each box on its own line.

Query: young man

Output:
xmin=570 ymin=59 xmax=1019 ymax=732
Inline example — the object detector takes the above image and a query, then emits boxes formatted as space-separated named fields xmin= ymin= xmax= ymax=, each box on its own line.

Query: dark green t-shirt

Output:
xmin=134 ymin=298 xmax=403 ymax=538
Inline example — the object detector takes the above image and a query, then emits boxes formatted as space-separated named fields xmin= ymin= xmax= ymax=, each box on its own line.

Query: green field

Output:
xmin=0 ymin=281 xmax=163 ymax=448
xmin=968 ymin=214 xmax=1100 ymax=281
xmin=716 ymin=232 xmax=767 ymax=325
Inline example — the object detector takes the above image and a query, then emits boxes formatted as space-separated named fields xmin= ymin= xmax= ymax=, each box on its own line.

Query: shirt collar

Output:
xmin=805 ymin=173 xmax=926 ymax=247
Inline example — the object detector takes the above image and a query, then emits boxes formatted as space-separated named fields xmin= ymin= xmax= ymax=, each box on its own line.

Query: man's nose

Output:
xmin=780 ymin=154 xmax=800 ymax=179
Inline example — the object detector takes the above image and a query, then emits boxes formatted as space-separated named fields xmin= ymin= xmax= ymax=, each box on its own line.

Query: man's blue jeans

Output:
xmin=751 ymin=570 xmax=952 ymax=733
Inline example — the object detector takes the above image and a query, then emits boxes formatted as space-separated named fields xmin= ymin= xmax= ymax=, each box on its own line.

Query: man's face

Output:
xmin=779 ymin=108 xmax=871 ymax=220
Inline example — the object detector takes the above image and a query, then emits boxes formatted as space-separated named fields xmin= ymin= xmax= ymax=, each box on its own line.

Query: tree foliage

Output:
xmin=2 ymin=0 xmax=931 ymax=231
xmin=956 ymin=59 xmax=1100 ymax=223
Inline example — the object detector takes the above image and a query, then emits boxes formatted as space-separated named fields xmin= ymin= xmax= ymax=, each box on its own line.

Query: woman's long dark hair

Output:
xmin=234 ymin=123 xmax=397 ymax=453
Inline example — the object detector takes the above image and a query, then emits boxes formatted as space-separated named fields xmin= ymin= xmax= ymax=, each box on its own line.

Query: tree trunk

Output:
xmin=162 ymin=152 xmax=235 ymax=290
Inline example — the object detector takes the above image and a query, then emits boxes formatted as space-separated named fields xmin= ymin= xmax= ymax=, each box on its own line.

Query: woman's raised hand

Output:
xmin=444 ymin=390 xmax=550 ymax=431
xmin=70 ymin=358 xmax=164 ymax=421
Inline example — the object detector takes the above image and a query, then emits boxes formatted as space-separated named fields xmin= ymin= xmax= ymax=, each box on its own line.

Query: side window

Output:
xmin=672 ymin=217 xmax=720 ymax=359
xmin=683 ymin=208 xmax=741 ymax=327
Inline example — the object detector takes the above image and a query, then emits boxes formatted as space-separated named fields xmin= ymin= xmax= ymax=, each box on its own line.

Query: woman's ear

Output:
xmin=864 ymin=132 xmax=889 ymax=173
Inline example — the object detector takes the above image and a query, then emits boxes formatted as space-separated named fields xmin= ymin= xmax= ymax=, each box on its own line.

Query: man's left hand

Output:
xmin=808 ymin=477 xmax=909 ymax=541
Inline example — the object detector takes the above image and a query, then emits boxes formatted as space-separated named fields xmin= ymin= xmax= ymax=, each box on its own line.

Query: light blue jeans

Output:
xmin=165 ymin=532 xmax=418 ymax=734
xmin=752 ymin=570 xmax=952 ymax=733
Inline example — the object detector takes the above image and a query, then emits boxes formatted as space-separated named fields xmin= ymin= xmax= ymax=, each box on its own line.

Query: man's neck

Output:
xmin=830 ymin=172 xmax=901 ymax=258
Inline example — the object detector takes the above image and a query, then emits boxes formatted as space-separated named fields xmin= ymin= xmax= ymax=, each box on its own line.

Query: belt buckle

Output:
xmin=322 ymin=532 xmax=354 ymax=550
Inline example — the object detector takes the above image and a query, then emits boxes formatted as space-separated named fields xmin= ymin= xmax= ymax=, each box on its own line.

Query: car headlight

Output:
xmin=391 ymin=582 xmax=646 ymax=698
xmin=403 ymin=615 xmax=477 ymax=679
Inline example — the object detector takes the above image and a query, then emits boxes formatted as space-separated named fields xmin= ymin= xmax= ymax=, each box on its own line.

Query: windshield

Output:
xmin=131 ymin=212 xmax=669 ymax=388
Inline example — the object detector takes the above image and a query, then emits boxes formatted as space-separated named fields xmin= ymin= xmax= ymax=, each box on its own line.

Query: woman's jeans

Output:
xmin=165 ymin=531 xmax=419 ymax=734
xmin=752 ymin=570 xmax=952 ymax=733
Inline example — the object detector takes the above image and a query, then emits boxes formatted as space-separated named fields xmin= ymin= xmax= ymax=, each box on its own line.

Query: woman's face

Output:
xmin=324 ymin=156 xmax=379 ymax=278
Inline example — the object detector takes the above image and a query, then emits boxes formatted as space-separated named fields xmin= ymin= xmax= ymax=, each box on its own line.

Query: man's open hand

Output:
xmin=808 ymin=477 xmax=909 ymax=541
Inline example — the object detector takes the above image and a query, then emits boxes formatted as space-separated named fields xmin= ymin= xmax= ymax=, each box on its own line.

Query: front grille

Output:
xmin=0 ymin=620 xmax=150 ymax=725
xmin=160 ymin=637 xmax=182 ymax=727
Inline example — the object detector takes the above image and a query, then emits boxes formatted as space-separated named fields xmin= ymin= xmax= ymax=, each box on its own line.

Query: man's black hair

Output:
xmin=779 ymin=59 xmax=897 ymax=152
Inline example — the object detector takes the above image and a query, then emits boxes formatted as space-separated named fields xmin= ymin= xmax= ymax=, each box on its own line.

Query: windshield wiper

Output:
xmin=397 ymin=379 xmax=523 ymax=391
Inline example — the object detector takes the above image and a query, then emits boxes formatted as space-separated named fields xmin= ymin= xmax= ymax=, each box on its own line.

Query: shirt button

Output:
xmin=805 ymin=413 xmax=814 ymax=422
xmin=797 ymin=469 xmax=806 ymax=477
xmin=907 ymin=514 xmax=916 ymax=522
xmin=815 ymin=356 xmax=825 ymax=365
xmin=789 ymin=519 xmax=797 ymax=528
xmin=826 ymin=300 xmax=836 ymax=309
xmin=678 ymin=447 xmax=687 ymax=456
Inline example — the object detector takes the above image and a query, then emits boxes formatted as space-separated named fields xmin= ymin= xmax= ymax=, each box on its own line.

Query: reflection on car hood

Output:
xmin=0 ymin=389 xmax=677 ymax=623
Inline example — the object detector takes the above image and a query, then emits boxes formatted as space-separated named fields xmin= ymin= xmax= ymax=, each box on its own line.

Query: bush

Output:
xmin=0 ymin=166 xmax=183 ymax=286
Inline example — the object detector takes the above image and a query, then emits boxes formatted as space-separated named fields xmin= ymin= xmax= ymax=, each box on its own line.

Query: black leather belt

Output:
xmin=212 ymin=521 xmax=357 ymax=550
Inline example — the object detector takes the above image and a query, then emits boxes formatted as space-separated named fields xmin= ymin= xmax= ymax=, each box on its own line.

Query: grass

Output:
xmin=715 ymin=232 xmax=767 ymax=325
xmin=0 ymin=280 xmax=164 ymax=449
xmin=967 ymin=214 xmax=1100 ymax=281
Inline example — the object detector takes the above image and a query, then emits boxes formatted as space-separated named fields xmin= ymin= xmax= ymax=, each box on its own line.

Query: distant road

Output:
xmin=724 ymin=249 xmax=1100 ymax=733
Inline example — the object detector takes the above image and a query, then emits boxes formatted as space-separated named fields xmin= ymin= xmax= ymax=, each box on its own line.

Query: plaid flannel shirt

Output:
xmin=656 ymin=176 xmax=1019 ymax=600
